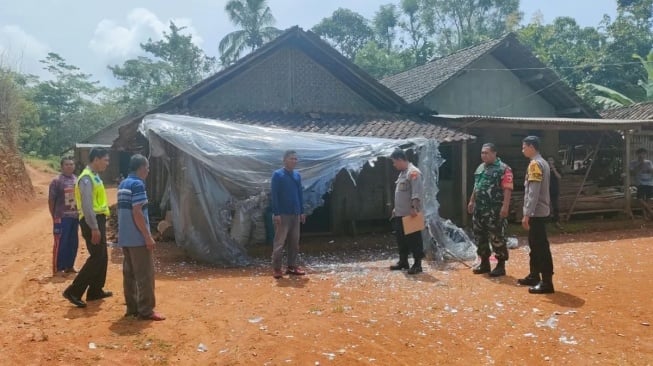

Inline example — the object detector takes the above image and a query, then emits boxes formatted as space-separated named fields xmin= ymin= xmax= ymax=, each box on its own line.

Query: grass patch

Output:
xmin=24 ymin=156 xmax=59 ymax=173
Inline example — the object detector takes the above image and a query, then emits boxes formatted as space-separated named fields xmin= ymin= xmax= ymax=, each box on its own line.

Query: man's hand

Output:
xmin=521 ymin=216 xmax=530 ymax=230
xmin=91 ymin=229 xmax=101 ymax=244
xmin=500 ymin=204 xmax=509 ymax=218
xmin=300 ymin=214 xmax=306 ymax=224
xmin=145 ymin=236 xmax=156 ymax=250
xmin=410 ymin=208 xmax=418 ymax=217
xmin=467 ymin=201 xmax=474 ymax=214
xmin=273 ymin=215 xmax=281 ymax=226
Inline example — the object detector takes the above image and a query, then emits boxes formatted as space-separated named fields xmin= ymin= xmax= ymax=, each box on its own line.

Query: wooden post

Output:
xmin=461 ymin=138 xmax=469 ymax=227
xmin=624 ymin=131 xmax=633 ymax=218
xmin=566 ymin=134 xmax=603 ymax=221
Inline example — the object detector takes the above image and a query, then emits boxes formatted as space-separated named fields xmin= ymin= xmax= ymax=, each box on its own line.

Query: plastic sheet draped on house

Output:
xmin=140 ymin=114 xmax=475 ymax=266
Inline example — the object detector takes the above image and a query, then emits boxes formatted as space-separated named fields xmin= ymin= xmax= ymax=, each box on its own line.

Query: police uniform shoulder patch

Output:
xmin=409 ymin=170 xmax=420 ymax=180
xmin=527 ymin=160 xmax=543 ymax=182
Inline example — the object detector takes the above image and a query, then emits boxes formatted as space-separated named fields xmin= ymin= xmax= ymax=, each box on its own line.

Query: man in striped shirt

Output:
xmin=117 ymin=154 xmax=165 ymax=321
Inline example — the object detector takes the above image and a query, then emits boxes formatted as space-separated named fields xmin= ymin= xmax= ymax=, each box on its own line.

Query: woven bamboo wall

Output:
xmin=190 ymin=46 xmax=378 ymax=116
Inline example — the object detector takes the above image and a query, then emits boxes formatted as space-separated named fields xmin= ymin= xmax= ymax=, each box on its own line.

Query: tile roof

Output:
xmin=600 ymin=101 xmax=653 ymax=120
xmin=380 ymin=36 xmax=507 ymax=103
xmin=124 ymin=111 xmax=471 ymax=144
xmin=214 ymin=112 xmax=473 ymax=142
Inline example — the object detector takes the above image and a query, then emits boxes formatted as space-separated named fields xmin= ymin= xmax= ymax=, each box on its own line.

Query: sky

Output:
xmin=0 ymin=0 xmax=619 ymax=86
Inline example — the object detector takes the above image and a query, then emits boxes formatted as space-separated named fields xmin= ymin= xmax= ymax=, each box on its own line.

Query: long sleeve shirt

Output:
xmin=523 ymin=154 xmax=551 ymax=218
xmin=271 ymin=168 xmax=304 ymax=216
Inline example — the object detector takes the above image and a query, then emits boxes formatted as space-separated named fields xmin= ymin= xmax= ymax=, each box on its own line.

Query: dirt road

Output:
xmin=0 ymin=167 xmax=651 ymax=365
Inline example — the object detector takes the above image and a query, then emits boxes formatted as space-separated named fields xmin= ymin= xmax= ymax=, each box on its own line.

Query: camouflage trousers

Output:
xmin=472 ymin=210 xmax=509 ymax=261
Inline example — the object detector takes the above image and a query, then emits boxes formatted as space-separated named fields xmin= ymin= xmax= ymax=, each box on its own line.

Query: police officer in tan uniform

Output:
xmin=389 ymin=149 xmax=424 ymax=275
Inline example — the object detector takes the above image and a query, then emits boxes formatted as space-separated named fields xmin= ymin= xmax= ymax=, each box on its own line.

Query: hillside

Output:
xmin=0 ymin=145 xmax=34 ymax=224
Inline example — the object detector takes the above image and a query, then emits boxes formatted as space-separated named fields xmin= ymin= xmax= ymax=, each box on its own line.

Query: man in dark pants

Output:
xmin=118 ymin=154 xmax=165 ymax=320
xmin=63 ymin=147 xmax=113 ymax=307
xmin=271 ymin=150 xmax=306 ymax=279
xmin=389 ymin=149 xmax=424 ymax=275
xmin=629 ymin=148 xmax=653 ymax=219
xmin=468 ymin=143 xmax=513 ymax=277
xmin=519 ymin=136 xmax=554 ymax=294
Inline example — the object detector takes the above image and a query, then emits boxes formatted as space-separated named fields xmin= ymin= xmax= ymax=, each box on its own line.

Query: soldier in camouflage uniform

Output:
xmin=467 ymin=143 xmax=513 ymax=277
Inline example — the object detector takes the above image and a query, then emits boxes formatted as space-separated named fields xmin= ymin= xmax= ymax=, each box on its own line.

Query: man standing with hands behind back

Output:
xmin=270 ymin=150 xmax=306 ymax=279
xmin=519 ymin=136 xmax=554 ymax=294
xmin=63 ymin=147 xmax=113 ymax=308
xmin=117 ymin=154 xmax=165 ymax=321
xmin=467 ymin=143 xmax=513 ymax=277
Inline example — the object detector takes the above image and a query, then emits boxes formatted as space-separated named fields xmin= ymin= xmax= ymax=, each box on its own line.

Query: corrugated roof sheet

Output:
xmin=434 ymin=114 xmax=653 ymax=130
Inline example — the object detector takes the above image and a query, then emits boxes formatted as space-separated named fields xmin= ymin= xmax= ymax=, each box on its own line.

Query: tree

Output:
xmin=519 ymin=16 xmax=606 ymax=88
xmin=312 ymin=8 xmax=374 ymax=60
xmin=585 ymin=51 xmax=653 ymax=109
xmin=109 ymin=22 xmax=217 ymax=112
xmin=599 ymin=1 xmax=653 ymax=101
xmin=373 ymin=4 xmax=400 ymax=51
xmin=420 ymin=0 xmax=522 ymax=54
xmin=218 ymin=0 xmax=282 ymax=65
xmin=354 ymin=41 xmax=410 ymax=79
xmin=398 ymin=0 xmax=434 ymax=66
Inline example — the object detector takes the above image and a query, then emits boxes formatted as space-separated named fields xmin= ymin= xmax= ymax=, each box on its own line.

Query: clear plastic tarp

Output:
xmin=139 ymin=114 xmax=475 ymax=266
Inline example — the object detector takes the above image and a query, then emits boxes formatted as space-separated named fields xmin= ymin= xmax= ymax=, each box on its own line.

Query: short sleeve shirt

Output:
xmin=48 ymin=174 xmax=78 ymax=218
xmin=394 ymin=163 xmax=423 ymax=217
xmin=117 ymin=175 xmax=150 ymax=247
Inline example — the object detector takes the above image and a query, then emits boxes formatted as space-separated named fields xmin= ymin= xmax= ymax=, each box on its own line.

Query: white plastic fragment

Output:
xmin=197 ymin=343 xmax=208 ymax=352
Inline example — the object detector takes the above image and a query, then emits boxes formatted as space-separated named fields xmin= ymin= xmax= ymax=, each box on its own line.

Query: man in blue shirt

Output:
xmin=117 ymin=154 xmax=165 ymax=321
xmin=270 ymin=150 xmax=306 ymax=279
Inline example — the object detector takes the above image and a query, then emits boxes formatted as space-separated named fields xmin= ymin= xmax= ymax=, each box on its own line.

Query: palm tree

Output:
xmin=219 ymin=0 xmax=282 ymax=65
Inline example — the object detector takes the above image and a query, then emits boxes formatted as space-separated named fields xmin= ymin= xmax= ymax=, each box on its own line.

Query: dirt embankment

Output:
xmin=0 ymin=145 xmax=34 ymax=224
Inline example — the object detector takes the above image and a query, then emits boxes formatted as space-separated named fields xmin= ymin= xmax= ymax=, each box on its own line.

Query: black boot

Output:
xmin=529 ymin=273 xmax=555 ymax=294
xmin=489 ymin=260 xmax=506 ymax=277
xmin=472 ymin=257 xmax=491 ymax=274
xmin=407 ymin=258 xmax=423 ymax=275
xmin=390 ymin=255 xmax=409 ymax=270
xmin=517 ymin=263 xmax=540 ymax=286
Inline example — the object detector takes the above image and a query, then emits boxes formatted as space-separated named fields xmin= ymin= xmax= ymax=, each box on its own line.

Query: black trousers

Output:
xmin=68 ymin=215 xmax=108 ymax=298
xmin=550 ymin=194 xmax=560 ymax=223
xmin=528 ymin=217 xmax=554 ymax=276
xmin=392 ymin=217 xmax=424 ymax=261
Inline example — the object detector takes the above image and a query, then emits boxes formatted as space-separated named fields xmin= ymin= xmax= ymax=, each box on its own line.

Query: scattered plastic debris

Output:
xmin=248 ymin=316 xmax=263 ymax=323
xmin=536 ymin=315 xmax=558 ymax=329
xmin=322 ymin=353 xmax=336 ymax=360
xmin=642 ymin=322 xmax=650 ymax=326
xmin=88 ymin=342 xmax=97 ymax=350
xmin=507 ymin=237 xmax=519 ymax=249
xmin=559 ymin=336 xmax=578 ymax=345
xmin=197 ymin=343 xmax=208 ymax=352
xmin=523 ymin=333 xmax=537 ymax=338
xmin=487 ymin=315 xmax=496 ymax=319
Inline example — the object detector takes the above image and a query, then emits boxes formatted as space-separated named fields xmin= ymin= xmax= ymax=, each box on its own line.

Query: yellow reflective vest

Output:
xmin=74 ymin=167 xmax=110 ymax=219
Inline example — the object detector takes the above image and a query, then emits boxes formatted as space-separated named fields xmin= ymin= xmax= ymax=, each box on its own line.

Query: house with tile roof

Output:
xmin=84 ymin=26 xmax=472 ymax=237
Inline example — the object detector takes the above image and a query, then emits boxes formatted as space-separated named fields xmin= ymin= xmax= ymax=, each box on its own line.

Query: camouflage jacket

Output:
xmin=473 ymin=158 xmax=513 ymax=213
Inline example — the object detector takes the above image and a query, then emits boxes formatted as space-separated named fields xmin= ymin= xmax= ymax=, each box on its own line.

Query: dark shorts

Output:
xmin=637 ymin=185 xmax=653 ymax=200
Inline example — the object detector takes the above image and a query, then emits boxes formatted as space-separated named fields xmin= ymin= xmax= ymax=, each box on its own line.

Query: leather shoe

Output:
xmin=63 ymin=289 xmax=87 ymax=308
xmin=390 ymin=261 xmax=409 ymax=270
xmin=87 ymin=290 xmax=113 ymax=301
xmin=407 ymin=264 xmax=423 ymax=275
xmin=517 ymin=275 xmax=540 ymax=286
xmin=139 ymin=311 xmax=166 ymax=321
xmin=528 ymin=281 xmax=555 ymax=294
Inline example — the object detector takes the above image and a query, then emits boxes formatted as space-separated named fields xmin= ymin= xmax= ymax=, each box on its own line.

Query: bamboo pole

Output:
xmin=565 ymin=134 xmax=604 ymax=222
